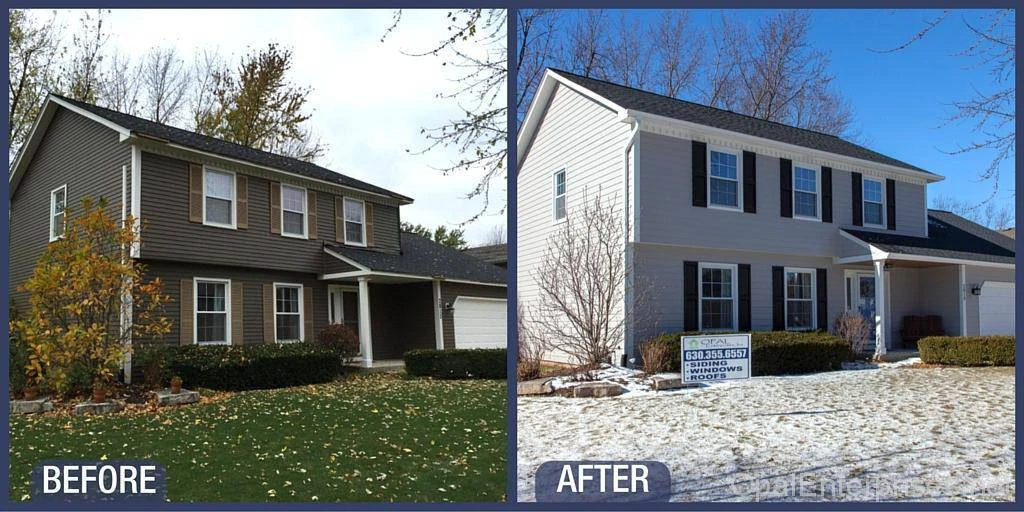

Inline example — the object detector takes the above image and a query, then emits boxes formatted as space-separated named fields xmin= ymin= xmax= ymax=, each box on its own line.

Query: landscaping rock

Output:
xmin=572 ymin=382 xmax=626 ymax=398
xmin=10 ymin=397 xmax=54 ymax=414
xmin=73 ymin=400 xmax=125 ymax=416
xmin=649 ymin=374 xmax=687 ymax=391
xmin=517 ymin=378 xmax=555 ymax=396
xmin=154 ymin=388 xmax=200 ymax=406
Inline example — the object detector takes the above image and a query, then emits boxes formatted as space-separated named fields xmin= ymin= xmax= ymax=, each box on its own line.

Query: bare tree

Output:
xmin=9 ymin=10 xmax=65 ymax=158
xmin=63 ymin=9 xmax=110 ymax=103
xmin=483 ymin=224 xmax=506 ymax=245
xmin=517 ymin=9 xmax=562 ymax=122
xmin=652 ymin=10 xmax=704 ymax=98
xmin=565 ymin=10 xmax=607 ymax=80
xmin=100 ymin=49 xmax=142 ymax=116
xmin=602 ymin=13 xmax=653 ymax=90
xmin=187 ymin=49 xmax=228 ymax=132
xmin=140 ymin=46 xmax=190 ymax=124
xmin=931 ymin=193 xmax=1015 ymax=230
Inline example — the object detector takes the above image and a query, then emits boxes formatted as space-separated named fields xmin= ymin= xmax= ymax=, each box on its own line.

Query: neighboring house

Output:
xmin=9 ymin=94 xmax=507 ymax=379
xmin=463 ymin=243 xmax=508 ymax=269
xmin=517 ymin=69 xmax=1015 ymax=364
xmin=1000 ymin=228 xmax=1015 ymax=239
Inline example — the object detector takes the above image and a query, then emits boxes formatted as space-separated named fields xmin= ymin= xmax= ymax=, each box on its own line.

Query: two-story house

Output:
xmin=9 ymin=94 xmax=507 ymax=380
xmin=517 ymin=69 xmax=1015 ymax=364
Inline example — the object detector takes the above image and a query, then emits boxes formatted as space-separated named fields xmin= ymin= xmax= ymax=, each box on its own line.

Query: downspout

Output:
xmin=621 ymin=116 xmax=641 ymax=367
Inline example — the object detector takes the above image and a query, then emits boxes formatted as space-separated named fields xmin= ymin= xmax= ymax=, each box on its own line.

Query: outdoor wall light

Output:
xmin=971 ymin=285 xmax=982 ymax=296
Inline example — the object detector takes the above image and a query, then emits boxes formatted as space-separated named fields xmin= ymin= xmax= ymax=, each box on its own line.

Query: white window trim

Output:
xmin=791 ymin=163 xmax=821 ymax=222
xmin=862 ymin=177 xmax=886 ymax=228
xmin=706 ymin=147 xmax=743 ymax=212
xmin=202 ymin=166 xmax=237 ymax=230
xmin=194 ymin=277 xmax=231 ymax=345
xmin=697 ymin=262 xmax=739 ymax=332
xmin=48 ymin=184 xmax=67 ymax=242
xmin=327 ymin=284 xmax=359 ymax=325
xmin=280 ymin=183 xmax=308 ymax=239
xmin=784 ymin=267 xmax=817 ymax=331
xmin=343 ymin=197 xmax=367 ymax=247
xmin=552 ymin=169 xmax=567 ymax=223
xmin=273 ymin=282 xmax=304 ymax=343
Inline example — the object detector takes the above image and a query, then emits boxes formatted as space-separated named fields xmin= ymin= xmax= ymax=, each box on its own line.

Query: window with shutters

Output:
xmin=274 ymin=283 xmax=303 ymax=342
xmin=343 ymin=198 xmax=366 ymax=246
xmin=203 ymin=168 xmax=235 ymax=228
xmin=699 ymin=262 xmax=737 ymax=331
xmin=553 ymin=169 xmax=567 ymax=221
xmin=195 ymin=278 xmax=230 ymax=344
xmin=708 ymin=149 xmax=741 ymax=209
xmin=793 ymin=165 xmax=820 ymax=219
xmin=785 ymin=268 xmax=816 ymax=330
xmin=863 ymin=178 xmax=885 ymax=226
xmin=280 ymin=184 xmax=307 ymax=238
xmin=49 ymin=184 xmax=67 ymax=241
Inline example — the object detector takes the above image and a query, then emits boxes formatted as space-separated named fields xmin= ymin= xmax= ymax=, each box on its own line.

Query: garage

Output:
xmin=979 ymin=281 xmax=1015 ymax=335
xmin=452 ymin=297 xmax=507 ymax=348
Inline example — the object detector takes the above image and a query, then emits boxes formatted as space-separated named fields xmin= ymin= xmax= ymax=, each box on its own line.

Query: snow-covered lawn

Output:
xmin=518 ymin=365 xmax=1015 ymax=502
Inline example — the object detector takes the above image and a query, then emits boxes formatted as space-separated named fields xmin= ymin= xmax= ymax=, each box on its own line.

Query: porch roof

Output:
xmin=842 ymin=210 xmax=1015 ymax=265
xmin=324 ymin=232 xmax=506 ymax=285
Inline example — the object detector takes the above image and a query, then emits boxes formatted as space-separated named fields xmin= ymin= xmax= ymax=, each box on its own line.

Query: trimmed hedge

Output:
xmin=168 ymin=342 xmax=341 ymax=391
xmin=641 ymin=330 xmax=850 ymax=376
xmin=404 ymin=349 xmax=506 ymax=379
xmin=918 ymin=336 xmax=1015 ymax=366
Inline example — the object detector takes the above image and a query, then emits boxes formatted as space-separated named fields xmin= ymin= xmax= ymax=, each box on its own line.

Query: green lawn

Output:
xmin=9 ymin=373 xmax=507 ymax=503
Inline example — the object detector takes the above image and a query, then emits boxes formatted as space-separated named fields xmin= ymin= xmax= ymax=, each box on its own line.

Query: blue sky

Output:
xmin=543 ymin=9 xmax=1014 ymax=218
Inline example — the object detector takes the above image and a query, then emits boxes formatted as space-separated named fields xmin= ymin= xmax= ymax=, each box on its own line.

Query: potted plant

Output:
xmin=23 ymin=369 xmax=40 ymax=401
xmin=170 ymin=376 xmax=182 ymax=394
xmin=92 ymin=379 xmax=108 ymax=403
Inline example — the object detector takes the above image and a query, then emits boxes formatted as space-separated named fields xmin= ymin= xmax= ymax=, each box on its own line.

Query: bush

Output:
xmin=168 ymin=343 xmax=341 ymax=391
xmin=640 ymin=330 xmax=850 ymax=376
xmin=404 ymin=349 xmax=506 ymax=379
xmin=639 ymin=338 xmax=672 ymax=374
xmin=919 ymin=336 xmax=1015 ymax=366
xmin=315 ymin=324 xmax=360 ymax=364
xmin=8 ymin=322 xmax=28 ymax=397
xmin=832 ymin=311 xmax=871 ymax=357
xmin=134 ymin=344 xmax=171 ymax=390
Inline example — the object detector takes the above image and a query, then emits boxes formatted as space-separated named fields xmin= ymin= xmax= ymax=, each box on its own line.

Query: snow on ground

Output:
xmin=518 ymin=365 xmax=1015 ymax=502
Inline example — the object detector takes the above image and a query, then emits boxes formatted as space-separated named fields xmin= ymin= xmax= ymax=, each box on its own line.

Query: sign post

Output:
xmin=680 ymin=334 xmax=751 ymax=382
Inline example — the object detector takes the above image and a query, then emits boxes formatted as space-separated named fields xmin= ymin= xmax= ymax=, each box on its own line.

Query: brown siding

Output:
xmin=9 ymin=109 xmax=131 ymax=309
xmin=368 ymin=282 xmax=435 ymax=359
xmin=440 ymin=282 xmax=508 ymax=349
xmin=323 ymin=254 xmax=360 ymax=275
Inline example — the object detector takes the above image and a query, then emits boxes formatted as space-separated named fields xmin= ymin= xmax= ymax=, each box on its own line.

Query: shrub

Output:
xmin=315 ymin=324 xmax=360 ymax=364
xmin=639 ymin=338 xmax=672 ymax=374
xmin=168 ymin=343 xmax=341 ymax=391
xmin=640 ymin=330 xmax=850 ymax=376
xmin=8 ymin=319 xmax=28 ymax=397
xmin=832 ymin=311 xmax=871 ymax=357
xmin=134 ymin=344 xmax=171 ymax=390
xmin=404 ymin=349 xmax=506 ymax=379
xmin=918 ymin=336 xmax=1015 ymax=366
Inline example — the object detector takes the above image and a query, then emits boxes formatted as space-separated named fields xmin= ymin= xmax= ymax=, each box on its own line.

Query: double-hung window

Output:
xmin=793 ymin=165 xmax=819 ymax=219
xmin=708 ymin=149 xmax=740 ymax=208
xmin=204 ymin=168 xmax=235 ymax=227
xmin=195 ymin=278 xmax=230 ymax=344
xmin=281 ymin=184 xmax=307 ymax=238
xmin=49 ymin=185 xmax=67 ymax=241
xmin=699 ymin=263 xmax=737 ymax=331
xmin=553 ymin=170 xmax=567 ymax=221
xmin=863 ymin=178 xmax=884 ymax=226
xmin=785 ymin=268 xmax=815 ymax=330
xmin=343 ymin=198 xmax=365 ymax=245
xmin=274 ymin=283 xmax=303 ymax=342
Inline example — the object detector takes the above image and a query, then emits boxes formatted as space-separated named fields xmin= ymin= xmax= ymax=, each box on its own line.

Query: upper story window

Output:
xmin=49 ymin=184 xmax=67 ymax=241
xmin=699 ymin=262 xmax=737 ymax=331
xmin=785 ymin=268 xmax=816 ymax=331
xmin=204 ymin=168 xmax=235 ymax=228
xmin=281 ymin=184 xmax=307 ymax=238
xmin=793 ymin=165 xmax=819 ymax=219
xmin=343 ymin=198 xmax=366 ymax=246
xmin=863 ymin=178 xmax=885 ymax=226
xmin=274 ymin=283 xmax=303 ymax=342
xmin=708 ymin=149 xmax=740 ymax=209
xmin=195 ymin=278 xmax=230 ymax=344
xmin=553 ymin=170 xmax=567 ymax=221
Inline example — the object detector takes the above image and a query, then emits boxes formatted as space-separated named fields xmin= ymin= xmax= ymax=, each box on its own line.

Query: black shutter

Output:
xmin=780 ymin=158 xmax=793 ymax=218
xmin=772 ymin=266 xmax=785 ymax=330
xmin=886 ymin=179 xmax=896 ymax=230
xmin=816 ymin=268 xmax=828 ymax=331
xmin=692 ymin=141 xmax=707 ymax=208
xmin=852 ymin=172 xmax=863 ymax=226
xmin=821 ymin=167 xmax=833 ymax=223
xmin=683 ymin=261 xmax=699 ymax=331
xmin=743 ymin=151 xmax=757 ymax=214
xmin=738 ymin=264 xmax=751 ymax=331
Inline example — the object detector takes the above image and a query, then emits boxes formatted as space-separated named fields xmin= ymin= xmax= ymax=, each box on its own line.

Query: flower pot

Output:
xmin=170 ymin=377 xmax=182 ymax=394
xmin=92 ymin=386 xmax=107 ymax=404
xmin=23 ymin=385 xmax=39 ymax=401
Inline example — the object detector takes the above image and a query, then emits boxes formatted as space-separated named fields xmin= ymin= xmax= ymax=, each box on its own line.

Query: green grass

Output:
xmin=9 ymin=373 xmax=507 ymax=503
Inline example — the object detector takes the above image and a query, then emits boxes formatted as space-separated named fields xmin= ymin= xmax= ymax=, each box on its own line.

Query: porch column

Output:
xmin=358 ymin=277 xmax=373 ymax=367
xmin=432 ymin=280 xmax=444 ymax=350
xmin=873 ymin=260 xmax=887 ymax=358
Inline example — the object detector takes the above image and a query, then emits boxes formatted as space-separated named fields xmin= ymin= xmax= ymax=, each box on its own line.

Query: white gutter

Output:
xmin=622 ymin=116 xmax=641 ymax=240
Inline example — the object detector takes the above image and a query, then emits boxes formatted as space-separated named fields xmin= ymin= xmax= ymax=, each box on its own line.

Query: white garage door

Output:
xmin=980 ymin=281 xmax=1015 ymax=335
xmin=453 ymin=297 xmax=507 ymax=349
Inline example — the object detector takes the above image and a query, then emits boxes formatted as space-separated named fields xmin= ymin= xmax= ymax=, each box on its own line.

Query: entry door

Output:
xmin=327 ymin=285 xmax=360 ymax=333
xmin=848 ymin=273 xmax=876 ymax=340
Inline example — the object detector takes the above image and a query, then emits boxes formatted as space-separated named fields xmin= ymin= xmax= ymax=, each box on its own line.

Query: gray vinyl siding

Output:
xmin=440 ymin=282 xmax=508 ymax=349
xmin=323 ymin=255 xmax=360 ymax=275
xmin=9 ymin=108 xmax=131 ymax=309
xmin=917 ymin=266 xmax=962 ymax=337
xmin=139 ymin=151 xmax=402 ymax=274
xmin=887 ymin=267 xmax=920 ymax=348
xmin=964 ymin=265 xmax=1015 ymax=336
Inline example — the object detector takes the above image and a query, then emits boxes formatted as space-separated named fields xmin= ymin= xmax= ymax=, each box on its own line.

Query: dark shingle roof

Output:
xmin=551 ymin=69 xmax=938 ymax=176
xmin=52 ymin=94 xmax=412 ymax=202
xmin=326 ymin=232 xmax=506 ymax=284
xmin=843 ymin=210 xmax=1015 ymax=265
xmin=462 ymin=243 xmax=507 ymax=266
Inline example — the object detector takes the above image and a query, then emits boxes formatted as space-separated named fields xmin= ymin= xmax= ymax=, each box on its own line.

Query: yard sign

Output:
xmin=681 ymin=334 xmax=751 ymax=382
